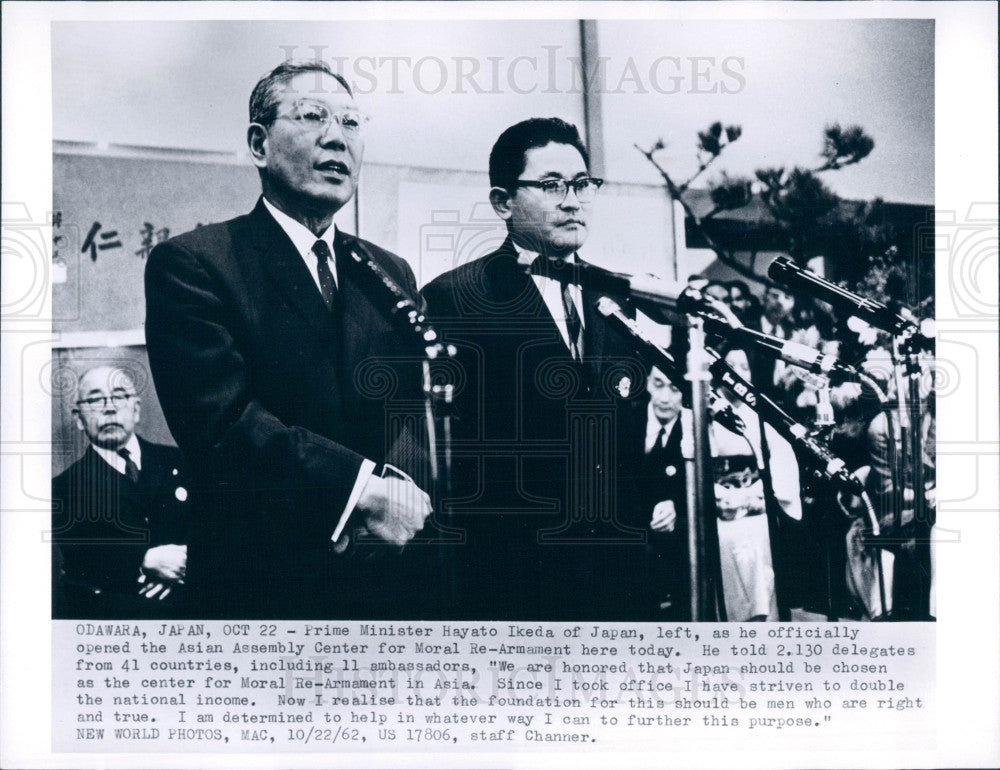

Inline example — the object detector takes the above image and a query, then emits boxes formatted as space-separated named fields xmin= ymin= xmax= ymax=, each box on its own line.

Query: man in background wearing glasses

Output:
xmin=52 ymin=365 xmax=190 ymax=618
xmin=144 ymin=60 xmax=431 ymax=618
xmin=423 ymin=118 xmax=652 ymax=620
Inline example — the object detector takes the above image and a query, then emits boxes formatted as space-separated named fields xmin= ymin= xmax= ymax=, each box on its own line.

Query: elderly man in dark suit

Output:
xmin=52 ymin=365 xmax=190 ymax=618
xmin=422 ymin=118 xmax=650 ymax=621
xmin=144 ymin=60 xmax=431 ymax=619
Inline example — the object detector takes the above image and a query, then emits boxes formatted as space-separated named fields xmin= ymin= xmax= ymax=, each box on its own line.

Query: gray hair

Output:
xmin=249 ymin=59 xmax=353 ymax=126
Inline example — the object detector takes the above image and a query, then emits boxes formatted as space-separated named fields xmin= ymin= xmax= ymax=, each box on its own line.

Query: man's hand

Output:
xmin=355 ymin=474 xmax=432 ymax=547
xmin=138 ymin=544 xmax=187 ymax=600
xmin=650 ymin=500 xmax=677 ymax=533
xmin=142 ymin=544 xmax=187 ymax=582
xmin=137 ymin=576 xmax=174 ymax=600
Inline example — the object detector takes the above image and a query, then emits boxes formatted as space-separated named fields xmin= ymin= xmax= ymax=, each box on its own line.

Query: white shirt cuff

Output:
xmin=331 ymin=459 xmax=377 ymax=543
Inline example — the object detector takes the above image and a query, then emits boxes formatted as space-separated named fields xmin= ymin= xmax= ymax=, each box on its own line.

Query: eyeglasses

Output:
xmin=514 ymin=177 xmax=604 ymax=202
xmin=76 ymin=394 xmax=135 ymax=411
xmin=274 ymin=99 xmax=370 ymax=138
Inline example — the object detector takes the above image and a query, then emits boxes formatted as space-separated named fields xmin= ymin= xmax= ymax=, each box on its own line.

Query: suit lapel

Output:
xmin=78 ymin=446 xmax=116 ymax=489
xmin=666 ymin=417 xmax=683 ymax=455
xmin=333 ymin=229 xmax=378 ymax=363
xmin=488 ymin=239 xmax=575 ymax=352
xmin=79 ymin=447 xmax=149 ymax=534
xmin=81 ymin=445 xmax=130 ymax=488
xmin=581 ymin=283 xmax=609 ymax=369
xmin=136 ymin=438 xmax=176 ymax=499
xmin=249 ymin=200 xmax=339 ymax=351
xmin=495 ymin=244 xmax=624 ymax=402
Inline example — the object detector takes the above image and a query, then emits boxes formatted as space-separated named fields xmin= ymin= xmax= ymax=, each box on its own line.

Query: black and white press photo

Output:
xmin=1 ymin=3 xmax=997 ymax=769
xmin=46 ymin=16 xmax=939 ymax=624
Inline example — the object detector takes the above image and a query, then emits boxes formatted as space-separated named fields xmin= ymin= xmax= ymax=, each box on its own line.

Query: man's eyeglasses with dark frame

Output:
xmin=513 ymin=177 xmax=604 ymax=202
xmin=75 ymin=394 xmax=135 ymax=411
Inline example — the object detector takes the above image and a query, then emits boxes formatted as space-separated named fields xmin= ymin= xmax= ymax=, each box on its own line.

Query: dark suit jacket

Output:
xmin=51 ymin=438 xmax=190 ymax=618
xmin=144 ymin=199 xmax=428 ymax=618
xmin=422 ymin=238 xmax=651 ymax=620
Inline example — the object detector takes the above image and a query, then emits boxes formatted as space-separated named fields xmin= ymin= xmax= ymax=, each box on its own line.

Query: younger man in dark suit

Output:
xmin=423 ymin=118 xmax=650 ymax=620
xmin=52 ymin=365 xmax=190 ymax=618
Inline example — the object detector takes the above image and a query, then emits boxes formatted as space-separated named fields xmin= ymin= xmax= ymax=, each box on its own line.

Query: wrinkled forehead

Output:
xmin=278 ymin=72 xmax=355 ymax=108
xmin=78 ymin=367 xmax=135 ymax=396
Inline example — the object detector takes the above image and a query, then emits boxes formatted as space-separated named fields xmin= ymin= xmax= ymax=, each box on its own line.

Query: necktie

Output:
xmin=648 ymin=424 xmax=667 ymax=456
xmin=561 ymin=281 xmax=584 ymax=361
xmin=645 ymin=424 xmax=672 ymax=475
xmin=117 ymin=448 xmax=140 ymax=484
xmin=312 ymin=240 xmax=337 ymax=311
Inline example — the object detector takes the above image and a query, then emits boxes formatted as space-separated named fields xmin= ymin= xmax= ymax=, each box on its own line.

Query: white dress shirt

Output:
xmin=262 ymin=197 xmax=341 ymax=291
xmin=92 ymin=433 xmax=142 ymax=475
xmin=262 ymin=198 xmax=375 ymax=543
xmin=512 ymin=242 xmax=586 ymax=355
xmin=645 ymin=404 xmax=679 ymax=454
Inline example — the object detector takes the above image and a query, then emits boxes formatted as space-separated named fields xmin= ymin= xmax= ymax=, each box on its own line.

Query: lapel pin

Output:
xmin=616 ymin=376 xmax=631 ymax=398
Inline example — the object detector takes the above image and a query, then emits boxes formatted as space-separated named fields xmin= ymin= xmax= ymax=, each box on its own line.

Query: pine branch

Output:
xmin=636 ymin=142 xmax=765 ymax=284
xmin=813 ymin=123 xmax=875 ymax=172
xmin=679 ymin=153 xmax=720 ymax=193
xmin=678 ymin=123 xmax=743 ymax=192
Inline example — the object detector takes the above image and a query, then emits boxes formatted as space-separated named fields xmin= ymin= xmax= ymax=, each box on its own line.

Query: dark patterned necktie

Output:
xmin=117 ymin=448 xmax=140 ymax=484
xmin=561 ymin=281 xmax=584 ymax=360
xmin=312 ymin=240 xmax=338 ymax=311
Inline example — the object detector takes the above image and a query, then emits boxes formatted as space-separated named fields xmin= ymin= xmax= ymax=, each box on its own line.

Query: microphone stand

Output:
xmin=347 ymin=245 xmax=460 ymax=611
xmin=686 ymin=318 xmax=725 ymax=621
xmin=347 ymin=245 xmax=456 ymax=484
xmin=890 ymin=326 xmax=932 ymax=618
xmin=610 ymin=282 xmax=744 ymax=601
xmin=838 ymin=318 xmax=929 ymax=618
xmin=594 ymin=297 xmax=725 ymax=621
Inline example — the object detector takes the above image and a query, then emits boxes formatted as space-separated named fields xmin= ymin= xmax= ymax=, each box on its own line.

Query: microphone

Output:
xmin=768 ymin=255 xmax=913 ymax=335
xmin=526 ymin=255 xmax=685 ymax=312
xmin=706 ymin=320 xmax=861 ymax=381
xmin=745 ymin=329 xmax=857 ymax=379
xmin=707 ymin=352 xmax=865 ymax=496
xmin=595 ymin=297 xmax=746 ymax=436
xmin=348 ymin=243 xmax=454 ymax=360
xmin=684 ymin=292 xmax=863 ymax=381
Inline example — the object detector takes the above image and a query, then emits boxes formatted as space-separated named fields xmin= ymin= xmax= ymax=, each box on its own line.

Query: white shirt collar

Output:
xmin=262 ymin=196 xmax=338 ymax=287
xmin=645 ymin=403 xmax=678 ymax=453
xmin=511 ymin=240 xmax=578 ymax=266
xmin=511 ymin=241 xmax=584 ymax=351
xmin=92 ymin=433 xmax=142 ymax=476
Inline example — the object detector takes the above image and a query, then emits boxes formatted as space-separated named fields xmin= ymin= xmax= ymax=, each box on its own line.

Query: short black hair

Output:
xmin=726 ymin=279 xmax=753 ymax=297
xmin=249 ymin=60 xmax=353 ymax=126
xmin=489 ymin=118 xmax=589 ymax=192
